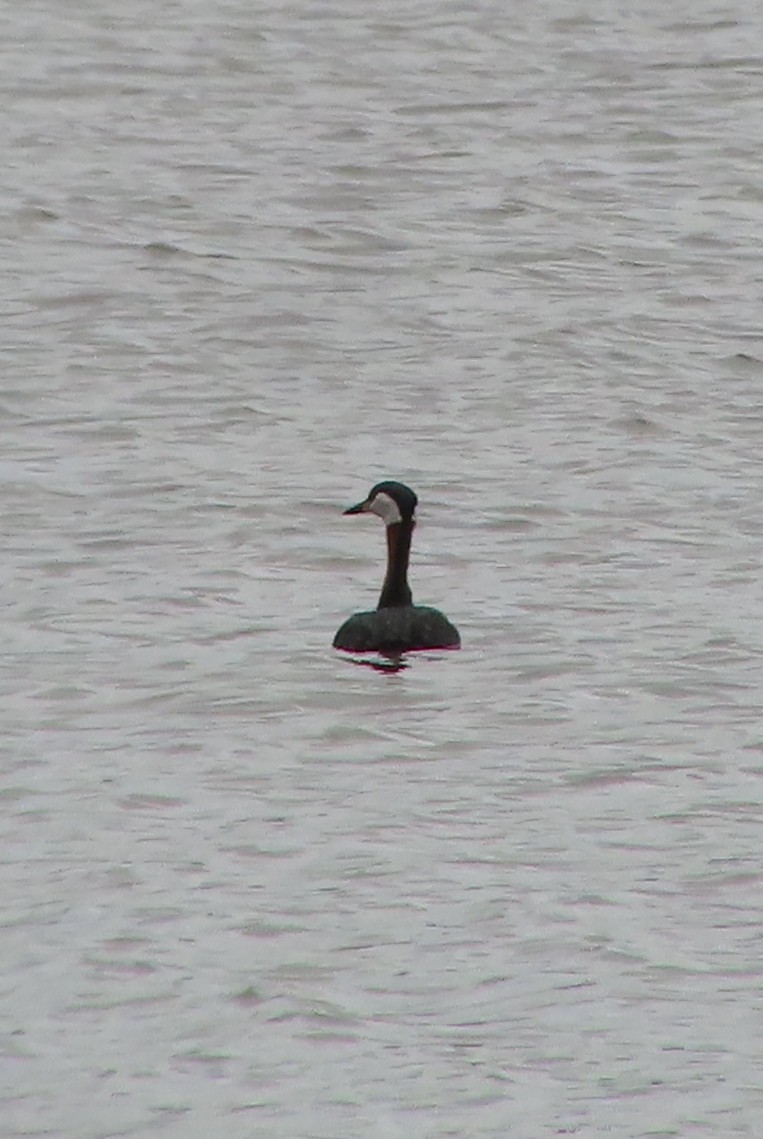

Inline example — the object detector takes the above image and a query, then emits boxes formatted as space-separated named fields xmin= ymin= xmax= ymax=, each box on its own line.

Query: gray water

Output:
xmin=3 ymin=2 xmax=763 ymax=1136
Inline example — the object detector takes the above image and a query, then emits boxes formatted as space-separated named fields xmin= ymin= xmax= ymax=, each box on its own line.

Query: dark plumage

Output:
xmin=333 ymin=481 xmax=460 ymax=653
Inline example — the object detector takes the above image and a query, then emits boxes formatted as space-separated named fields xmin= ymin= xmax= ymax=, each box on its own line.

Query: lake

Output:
xmin=2 ymin=2 xmax=763 ymax=1136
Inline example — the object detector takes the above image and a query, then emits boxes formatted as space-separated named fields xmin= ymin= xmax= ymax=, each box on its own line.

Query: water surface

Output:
xmin=2 ymin=2 xmax=763 ymax=1136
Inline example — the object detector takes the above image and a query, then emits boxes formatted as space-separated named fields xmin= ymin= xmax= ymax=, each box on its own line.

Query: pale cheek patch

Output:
xmin=369 ymin=491 xmax=402 ymax=525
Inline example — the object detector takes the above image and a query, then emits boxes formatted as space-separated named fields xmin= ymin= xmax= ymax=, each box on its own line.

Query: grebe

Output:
xmin=333 ymin=481 xmax=461 ymax=653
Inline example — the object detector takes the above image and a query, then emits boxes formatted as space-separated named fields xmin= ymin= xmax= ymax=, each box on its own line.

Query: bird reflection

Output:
xmin=341 ymin=652 xmax=409 ymax=673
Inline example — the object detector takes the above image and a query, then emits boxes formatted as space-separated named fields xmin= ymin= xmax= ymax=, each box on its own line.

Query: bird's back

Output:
xmin=333 ymin=605 xmax=460 ymax=652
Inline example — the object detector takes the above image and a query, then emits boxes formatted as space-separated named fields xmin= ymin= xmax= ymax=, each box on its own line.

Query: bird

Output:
xmin=333 ymin=480 xmax=461 ymax=653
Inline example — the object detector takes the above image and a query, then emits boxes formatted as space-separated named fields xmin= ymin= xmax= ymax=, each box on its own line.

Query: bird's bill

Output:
xmin=343 ymin=498 xmax=370 ymax=515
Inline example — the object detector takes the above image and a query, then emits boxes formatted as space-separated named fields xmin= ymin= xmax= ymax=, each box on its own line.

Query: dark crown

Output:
xmin=369 ymin=481 xmax=418 ymax=522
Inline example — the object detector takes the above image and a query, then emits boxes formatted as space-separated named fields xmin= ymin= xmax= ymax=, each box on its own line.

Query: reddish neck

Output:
xmin=378 ymin=520 xmax=414 ymax=608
